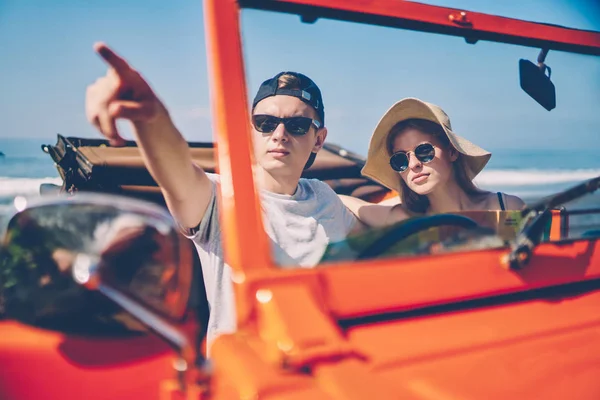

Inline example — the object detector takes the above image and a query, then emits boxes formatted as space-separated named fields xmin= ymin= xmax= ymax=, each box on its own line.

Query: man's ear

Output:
xmin=312 ymin=127 xmax=328 ymax=152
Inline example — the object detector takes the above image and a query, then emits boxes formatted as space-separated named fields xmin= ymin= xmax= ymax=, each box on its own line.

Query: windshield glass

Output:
xmin=241 ymin=5 xmax=600 ymax=265
xmin=321 ymin=210 xmax=523 ymax=262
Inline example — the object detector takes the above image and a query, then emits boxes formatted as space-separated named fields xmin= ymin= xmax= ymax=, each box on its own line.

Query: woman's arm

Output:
xmin=377 ymin=195 xmax=401 ymax=206
xmin=339 ymin=195 xmax=408 ymax=228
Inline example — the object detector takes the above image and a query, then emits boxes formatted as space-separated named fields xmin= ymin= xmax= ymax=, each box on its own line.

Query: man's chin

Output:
xmin=260 ymin=159 xmax=296 ymax=174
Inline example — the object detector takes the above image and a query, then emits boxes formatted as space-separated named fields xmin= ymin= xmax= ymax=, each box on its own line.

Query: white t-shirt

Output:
xmin=185 ymin=173 xmax=357 ymax=349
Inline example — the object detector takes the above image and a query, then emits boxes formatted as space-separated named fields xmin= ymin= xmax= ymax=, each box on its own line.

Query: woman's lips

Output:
xmin=412 ymin=173 xmax=430 ymax=183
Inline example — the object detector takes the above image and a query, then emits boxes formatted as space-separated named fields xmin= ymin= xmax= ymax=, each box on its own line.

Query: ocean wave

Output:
xmin=0 ymin=177 xmax=63 ymax=197
xmin=1 ymin=169 xmax=599 ymax=198
xmin=474 ymin=169 xmax=600 ymax=186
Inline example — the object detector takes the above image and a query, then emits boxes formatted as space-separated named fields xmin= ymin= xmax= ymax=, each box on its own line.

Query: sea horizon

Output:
xmin=1 ymin=137 xmax=599 ymax=206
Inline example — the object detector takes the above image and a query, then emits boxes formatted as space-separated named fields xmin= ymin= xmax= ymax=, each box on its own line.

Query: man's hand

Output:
xmin=85 ymin=42 xmax=212 ymax=230
xmin=85 ymin=42 xmax=163 ymax=146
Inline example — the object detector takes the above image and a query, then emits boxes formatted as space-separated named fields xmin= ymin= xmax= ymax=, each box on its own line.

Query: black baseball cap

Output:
xmin=252 ymin=71 xmax=325 ymax=124
xmin=252 ymin=72 xmax=325 ymax=170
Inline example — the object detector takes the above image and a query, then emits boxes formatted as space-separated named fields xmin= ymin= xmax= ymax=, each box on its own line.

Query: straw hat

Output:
xmin=361 ymin=97 xmax=492 ymax=194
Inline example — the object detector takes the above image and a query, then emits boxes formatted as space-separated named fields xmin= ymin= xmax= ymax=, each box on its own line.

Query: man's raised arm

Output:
xmin=85 ymin=43 xmax=212 ymax=230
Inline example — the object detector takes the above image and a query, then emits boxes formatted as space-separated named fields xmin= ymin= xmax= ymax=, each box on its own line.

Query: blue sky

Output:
xmin=1 ymin=0 xmax=599 ymax=155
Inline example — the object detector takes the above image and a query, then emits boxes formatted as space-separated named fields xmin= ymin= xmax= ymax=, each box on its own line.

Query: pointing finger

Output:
xmin=94 ymin=42 xmax=133 ymax=77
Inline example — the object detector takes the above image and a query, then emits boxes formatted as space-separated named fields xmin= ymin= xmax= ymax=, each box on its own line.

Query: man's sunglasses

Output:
xmin=389 ymin=142 xmax=436 ymax=172
xmin=252 ymin=114 xmax=321 ymax=136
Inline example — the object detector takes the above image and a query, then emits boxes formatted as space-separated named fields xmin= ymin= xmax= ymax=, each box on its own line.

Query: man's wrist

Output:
xmin=133 ymin=100 xmax=174 ymax=133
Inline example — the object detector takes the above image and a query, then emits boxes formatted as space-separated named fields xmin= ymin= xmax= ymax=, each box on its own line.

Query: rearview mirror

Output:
xmin=519 ymin=58 xmax=556 ymax=111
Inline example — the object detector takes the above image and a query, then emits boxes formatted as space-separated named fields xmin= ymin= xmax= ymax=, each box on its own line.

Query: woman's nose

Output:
xmin=407 ymin=152 xmax=422 ymax=169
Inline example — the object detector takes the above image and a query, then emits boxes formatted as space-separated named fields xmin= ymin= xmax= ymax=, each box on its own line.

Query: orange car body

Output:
xmin=2 ymin=1 xmax=600 ymax=399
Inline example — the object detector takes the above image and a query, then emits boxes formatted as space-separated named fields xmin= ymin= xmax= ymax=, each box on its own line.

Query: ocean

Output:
xmin=1 ymin=137 xmax=599 ymax=236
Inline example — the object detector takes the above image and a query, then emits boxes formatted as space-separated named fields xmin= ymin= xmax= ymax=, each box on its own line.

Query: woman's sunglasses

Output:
xmin=252 ymin=114 xmax=321 ymax=136
xmin=389 ymin=142 xmax=436 ymax=172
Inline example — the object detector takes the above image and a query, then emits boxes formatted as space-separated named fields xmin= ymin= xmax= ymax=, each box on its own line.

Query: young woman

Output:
xmin=341 ymin=97 xmax=525 ymax=227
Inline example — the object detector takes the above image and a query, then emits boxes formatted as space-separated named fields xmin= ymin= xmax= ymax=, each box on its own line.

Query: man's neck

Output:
xmin=256 ymin=168 xmax=301 ymax=195
xmin=427 ymin=179 xmax=476 ymax=214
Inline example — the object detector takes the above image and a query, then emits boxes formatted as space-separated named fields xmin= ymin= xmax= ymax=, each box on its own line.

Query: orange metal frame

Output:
xmin=241 ymin=0 xmax=600 ymax=55
xmin=203 ymin=0 xmax=600 ymax=327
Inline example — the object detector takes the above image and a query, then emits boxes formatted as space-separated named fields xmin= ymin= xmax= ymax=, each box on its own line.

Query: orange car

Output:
xmin=2 ymin=1 xmax=600 ymax=399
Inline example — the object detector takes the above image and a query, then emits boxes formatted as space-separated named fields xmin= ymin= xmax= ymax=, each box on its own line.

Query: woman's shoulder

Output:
xmin=482 ymin=191 xmax=526 ymax=210
xmin=501 ymin=192 xmax=526 ymax=210
xmin=390 ymin=203 xmax=415 ymax=221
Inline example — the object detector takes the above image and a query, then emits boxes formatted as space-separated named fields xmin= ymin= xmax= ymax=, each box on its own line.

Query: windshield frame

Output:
xmin=240 ymin=0 xmax=600 ymax=55
xmin=202 ymin=0 xmax=600 ymax=322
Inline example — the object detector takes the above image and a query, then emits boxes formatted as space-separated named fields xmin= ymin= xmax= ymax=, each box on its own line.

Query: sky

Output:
xmin=1 ymin=0 xmax=599 ymax=155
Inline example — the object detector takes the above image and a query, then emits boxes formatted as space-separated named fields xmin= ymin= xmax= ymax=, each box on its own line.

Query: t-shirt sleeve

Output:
xmin=179 ymin=173 xmax=221 ymax=245
xmin=338 ymin=194 xmax=359 ymax=234
xmin=315 ymin=180 xmax=357 ymax=235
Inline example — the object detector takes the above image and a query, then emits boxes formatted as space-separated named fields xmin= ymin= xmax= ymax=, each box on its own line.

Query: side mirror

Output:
xmin=519 ymin=51 xmax=556 ymax=111
xmin=0 ymin=193 xmax=205 ymax=389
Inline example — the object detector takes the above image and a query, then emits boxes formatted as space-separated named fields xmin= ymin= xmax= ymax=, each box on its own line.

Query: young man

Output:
xmin=85 ymin=43 xmax=359 ymax=347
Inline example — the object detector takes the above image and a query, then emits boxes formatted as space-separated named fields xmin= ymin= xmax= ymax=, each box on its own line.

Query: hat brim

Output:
xmin=361 ymin=98 xmax=491 ymax=194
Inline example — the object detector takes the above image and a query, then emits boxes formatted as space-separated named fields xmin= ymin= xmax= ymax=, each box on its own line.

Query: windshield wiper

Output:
xmin=503 ymin=175 xmax=600 ymax=270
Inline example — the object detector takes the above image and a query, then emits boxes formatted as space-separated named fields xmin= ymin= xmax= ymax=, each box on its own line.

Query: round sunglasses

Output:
xmin=389 ymin=142 xmax=436 ymax=172
xmin=252 ymin=114 xmax=321 ymax=136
